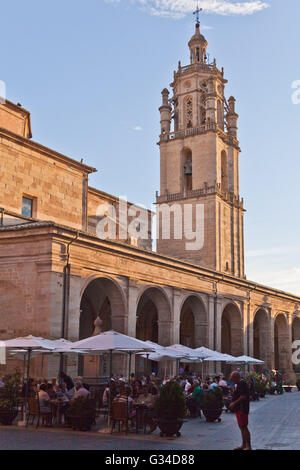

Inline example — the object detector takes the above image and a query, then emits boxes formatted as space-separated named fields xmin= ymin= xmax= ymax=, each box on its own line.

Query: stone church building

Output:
xmin=0 ymin=24 xmax=299 ymax=380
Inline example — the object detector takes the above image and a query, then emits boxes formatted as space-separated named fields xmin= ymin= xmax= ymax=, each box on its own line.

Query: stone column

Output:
xmin=127 ymin=281 xmax=139 ymax=376
xmin=270 ymin=313 xmax=275 ymax=371
xmin=248 ymin=305 xmax=254 ymax=358
xmin=173 ymin=289 xmax=182 ymax=345
xmin=240 ymin=301 xmax=247 ymax=356
xmin=207 ymin=295 xmax=215 ymax=350
xmin=215 ymin=298 xmax=223 ymax=353
xmin=214 ymin=297 xmax=224 ymax=377
xmin=263 ymin=308 xmax=272 ymax=371
xmin=127 ymin=281 xmax=139 ymax=337
xmin=158 ymin=320 xmax=174 ymax=377
xmin=158 ymin=320 xmax=174 ymax=347
xmin=286 ymin=314 xmax=296 ymax=382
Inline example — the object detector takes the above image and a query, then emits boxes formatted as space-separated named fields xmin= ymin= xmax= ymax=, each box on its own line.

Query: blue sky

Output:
xmin=1 ymin=0 xmax=300 ymax=294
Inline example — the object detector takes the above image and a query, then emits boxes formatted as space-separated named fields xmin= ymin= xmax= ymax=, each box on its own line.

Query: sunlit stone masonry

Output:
xmin=0 ymin=24 xmax=299 ymax=381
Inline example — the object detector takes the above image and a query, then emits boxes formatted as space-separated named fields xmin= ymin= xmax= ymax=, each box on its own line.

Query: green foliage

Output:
xmin=0 ymin=370 xmax=21 ymax=411
xmin=245 ymin=373 xmax=268 ymax=390
xmin=201 ymin=387 xmax=224 ymax=410
xmin=66 ymin=397 xmax=96 ymax=418
xmin=254 ymin=381 xmax=266 ymax=394
xmin=154 ymin=381 xmax=186 ymax=421
xmin=0 ymin=399 xmax=12 ymax=411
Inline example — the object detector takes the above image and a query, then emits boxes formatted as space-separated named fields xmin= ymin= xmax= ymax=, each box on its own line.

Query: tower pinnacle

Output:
xmin=188 ymin=22 xmax=208 ymax=64
xmin=193 ymin=4 xmax=203 ymax=26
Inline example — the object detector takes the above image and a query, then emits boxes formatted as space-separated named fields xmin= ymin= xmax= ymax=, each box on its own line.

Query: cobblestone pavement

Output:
xmin=0 ymin=391 xmax=299 ymax=450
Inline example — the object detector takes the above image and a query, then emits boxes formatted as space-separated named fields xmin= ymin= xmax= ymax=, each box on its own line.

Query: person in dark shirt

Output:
xmin=229 ymin=371 xmax=251 ymax=451
xmin=60 ymin=372 xmax=74 ymax=392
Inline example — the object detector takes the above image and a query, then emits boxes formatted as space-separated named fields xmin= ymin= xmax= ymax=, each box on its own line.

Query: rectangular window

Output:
xmin=22 ymin=197 xmax=34 ymax=218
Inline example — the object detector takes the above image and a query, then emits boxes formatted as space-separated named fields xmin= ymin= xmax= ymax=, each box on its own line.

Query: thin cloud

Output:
xmin=247 ymin=266 xmax=300 ymax=296
xmin=133 ymin=126 xmax=143 ymax=131
xmin=246 ymin=245 xmax=298 ymax=258
xmin=106 ymin=1 xmax=269 ymax=18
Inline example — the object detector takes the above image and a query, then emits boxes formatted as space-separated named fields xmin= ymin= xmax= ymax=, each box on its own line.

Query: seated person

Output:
xmin=209 ymin=377 xmax=220 ymax=390
xmin=60 ymin=371 xmax=75 ymax=392
xmin=135 ymin=385 xmax=154 ymax=407
xmin=148 ymin=381 xmax=159 ymax=397
xmin=186 ymin=384 xmax=198 ymax=418
xmin=21 ymin=378 xmax=35 ymax=397
xmin=218 ymin=377 xmax=228 ymax=388
xmin=218 ymin=377 xmax=229 ymax=395
xmin=134 ymin=385 xmax=156 ymax=433
xmin=51 ymin=378 xmax=59 ymax=392
xmin=114 ymin=385 xmax=133 ymax=407
xmin=73 ymin=381 xmax=90 ymax=400
xmin=102 ymin=384 xmax=110 ymax=407
xmin=113 ymin=385 xmax=133 ymax=431
xmin=192 ymin=381 xmax=203 ymax=418
xmin=56 ymin=385 xmax=70 ymax=402
xmin=184 ymin=379 xmax=192 ymax=395
xmin=46 ymin=383 xmax=57 ymax=400
xmin=55 ymin=385 xmax=71 ymax=417
xmin=38 ymin=384 xmax=52 ymax=426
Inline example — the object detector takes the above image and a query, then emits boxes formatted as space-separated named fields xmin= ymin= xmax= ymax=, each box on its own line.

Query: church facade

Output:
xmin=0 ymin=25 xmax=300 ymax=380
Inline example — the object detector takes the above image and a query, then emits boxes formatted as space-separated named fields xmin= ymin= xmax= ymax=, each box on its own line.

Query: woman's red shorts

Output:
xmin=236 ymin=411 xmax=249 ymax=428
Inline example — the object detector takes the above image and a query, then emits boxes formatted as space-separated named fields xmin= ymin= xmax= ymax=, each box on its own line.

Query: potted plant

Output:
xmin=0 ymin=371 xmax=20 ymax=425
xmin=154 ymin=381 xmax=186 ymax=437
xmin=201 ymin=387 xmax=223 ymax=423
xmin=296 ymin=379 xmax=300 ymax=392
xmin=254 ymin=381 xmax=266 ymax=398
xmin=66 ymin=396 xmax=96 ymax=431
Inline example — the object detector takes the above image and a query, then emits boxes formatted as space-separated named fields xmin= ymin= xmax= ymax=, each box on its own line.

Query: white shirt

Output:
xmin=218 ymin=380 xmax=227 ymax=388
xmin=74 ymin=387 xmax=90 ymax=399
xmin=38 ymin=390 xmax=51 ymax=409
xmin=102 ymin=387 xmax=109 ymax=406
xmin=185 ymin=382 xmax=192 ymax=393
xmin=209 ymin=382 xmax=219 ymax=390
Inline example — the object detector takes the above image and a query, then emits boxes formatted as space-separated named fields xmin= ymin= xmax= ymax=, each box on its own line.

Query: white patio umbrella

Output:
xmin=195 ymin=346 xmax=221 ymax=357
xmin=202 ymin=353 xmax=236 ymax=378
xmin=70 ymin=330 xmax=155 ymax=426
xmin=226 ymin=355 xmax=265 ymax=377
xmin=9 ymin=339 xmax=83 ymax=381
xmin=204 ymin=353 xmax=236 ymax=362
xmin=4 ymin=336 xmax=57 ymax=422
xmin=167 ymin=344 xmax=208 ymax=361
xmin=70 ymin=330 xmax=155 ymax=355
xmin=194 ymin=348 xmax=232 ymax=377
xmin=10 ymin=349 xmax=48 ymax=379
xmin=138 ymin=341 xmax=185 ymax=378
xmin=226 ymin=355 xmax=264 ymax=365
xmin=167 ymin=344 xmax=210 ymax=377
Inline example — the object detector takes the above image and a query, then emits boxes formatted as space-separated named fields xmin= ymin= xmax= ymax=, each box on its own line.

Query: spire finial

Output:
xmin=193 ymin=3 xmax=203 ymax=26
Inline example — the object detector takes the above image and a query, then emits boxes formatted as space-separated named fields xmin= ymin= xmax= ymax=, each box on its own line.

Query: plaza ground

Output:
xmin=0 ymin=390 xmax=299 ymax=450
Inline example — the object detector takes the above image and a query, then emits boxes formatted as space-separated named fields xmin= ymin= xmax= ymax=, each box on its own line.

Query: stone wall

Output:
xmin=0 ymin=223 xmax=299 ymax=381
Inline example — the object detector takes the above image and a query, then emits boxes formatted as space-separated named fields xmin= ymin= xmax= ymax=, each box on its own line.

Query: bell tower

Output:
xmin=156 ymin=22 xmax=245 ymax=278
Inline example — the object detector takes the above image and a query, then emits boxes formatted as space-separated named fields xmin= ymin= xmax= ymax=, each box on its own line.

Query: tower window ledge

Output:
xmin=160 ymin=123 xmax=217 ymax=142
xmin=156 ymin=185 xmax=217 ymax=203
xmin=177 ymin=63 xmax=220 ymax=75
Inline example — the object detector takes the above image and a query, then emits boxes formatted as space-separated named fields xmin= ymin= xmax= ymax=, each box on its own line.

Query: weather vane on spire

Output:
xmin=193 ymin=3 xmax=203 ymax=26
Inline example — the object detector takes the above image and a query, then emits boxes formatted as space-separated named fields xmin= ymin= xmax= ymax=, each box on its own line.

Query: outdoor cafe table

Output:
xmin=133 ymin=404 xmax=154 ymax=434
xmin=50 ymin=399 xmax=69 ymax=426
